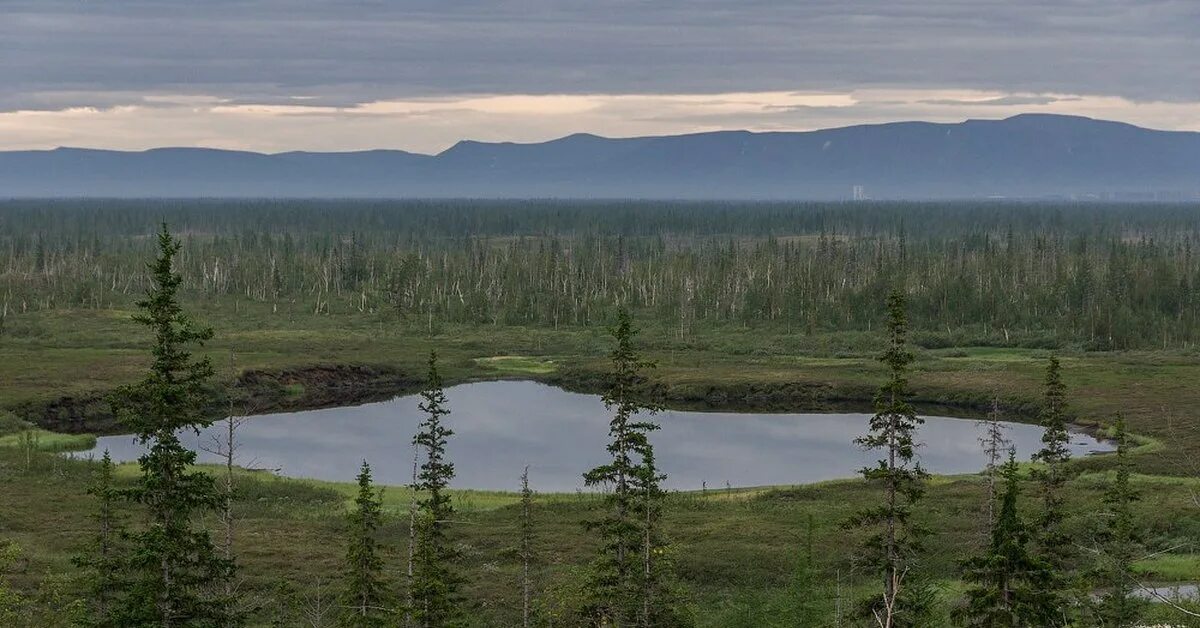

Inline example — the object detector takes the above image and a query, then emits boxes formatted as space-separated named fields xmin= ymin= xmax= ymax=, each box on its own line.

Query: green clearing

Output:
xmin=473 ymin=355 xmax=559 ymax=376
xmin=0 ymin=429 xmax=96 ymax=453
xmin=1135 ymin=554 xmax=1200 ymax=581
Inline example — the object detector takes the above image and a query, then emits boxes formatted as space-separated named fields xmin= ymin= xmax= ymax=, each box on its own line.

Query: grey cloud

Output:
xmin=0 ymin=0 xmax=1196 ymax=113
xmin=918 ymin=95 xmax=1082 ymax=107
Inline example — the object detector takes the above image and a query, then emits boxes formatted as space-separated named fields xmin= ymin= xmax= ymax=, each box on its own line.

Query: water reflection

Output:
xmin=79 ymin=381 xmax=1112 ymax=492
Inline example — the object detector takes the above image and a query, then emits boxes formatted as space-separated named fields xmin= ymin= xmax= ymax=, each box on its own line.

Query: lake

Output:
xmin=77 ymin=381 xmax=1112 ymax=492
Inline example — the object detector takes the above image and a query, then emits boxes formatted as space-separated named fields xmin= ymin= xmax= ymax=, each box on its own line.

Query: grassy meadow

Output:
xmin=3 ymin=299 xmax=1200 ymax=624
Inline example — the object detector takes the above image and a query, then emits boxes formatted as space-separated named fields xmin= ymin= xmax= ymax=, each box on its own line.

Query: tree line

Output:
xmin=7 ymin=226 xmax=1167 ymax=626
xmin=3 ymin=201 xmax=1200 ymax=349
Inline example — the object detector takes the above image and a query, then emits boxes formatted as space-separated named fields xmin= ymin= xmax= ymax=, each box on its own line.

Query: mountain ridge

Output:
xmin=2 ymin=114 xmax=1197 ymax=199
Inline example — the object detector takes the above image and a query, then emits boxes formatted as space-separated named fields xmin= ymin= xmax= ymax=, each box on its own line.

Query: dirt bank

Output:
xmin=20 ymin=364 xmax=425 ymax=435
xmin=22 ymin=362 xmax=1052 ymax=437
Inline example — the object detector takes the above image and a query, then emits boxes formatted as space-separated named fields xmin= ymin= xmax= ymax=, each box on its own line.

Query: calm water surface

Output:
xmin=79 ymin=381 xmax=1111 ymax=492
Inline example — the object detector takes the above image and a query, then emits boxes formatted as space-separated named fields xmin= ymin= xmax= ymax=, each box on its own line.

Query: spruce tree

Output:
xmin=1093 ymin=416 xmax=1143 ymax=627
xmin=73 ymin=450 xmax=125 ymax=625
xmin=341 ymin=460 xmax=389 ymax=627
xmin=582 ymin=307 xmax=667 ymax=626
xmin=411 ymin=351 xmax=460 ymax=627
xmin=1030 ymin=355 xmax=1074 ymax=624
xmin=955 ymin=451 xmax=1054 ymax=627
xmin=107 ymin=224 xmax=233 ymax=626
xmin=785 ymin=514 xmax=825 ymax=626
xmin=847 ymin=289 xmax=928 ymax=628
xmin=520 ymin=466 xmax=533 ymax=628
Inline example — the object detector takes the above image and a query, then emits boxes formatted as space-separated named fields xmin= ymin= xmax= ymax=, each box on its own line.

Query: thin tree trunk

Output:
xmin=521 ymin=466 xmax=532 ymax=628
xmin=885 ymin=397 xmax=897 ymax=628
xmin=642 ymin=477 xmax=651 ymax=627
xmin=406 ymin=444 xmax=418 ymax=627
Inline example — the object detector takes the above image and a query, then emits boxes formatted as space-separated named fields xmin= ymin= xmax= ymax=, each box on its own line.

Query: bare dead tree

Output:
xmin=404 ymin=443 xmax=419 ymax=627
xmin=301 ymin=576 xmax=335 ymax=627
xmin=200 ymin=351 xmax=257 ymax=624
xmin=979 ymin=395 xmax=1010 ymax=529
xmin=872 ymin=567 xmax=908 ymax=628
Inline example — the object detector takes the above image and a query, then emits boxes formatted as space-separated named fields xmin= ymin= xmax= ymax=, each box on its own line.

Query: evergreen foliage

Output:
xmin=340 ymin=461 xmax=390 ymax=628
xmin=106 ymin=224 xmax=234 ymax=627
xmin=784 ymin=514 xmax=825 ymax=626
xmin=411 ymin=351 xmax=461 ymax=627
xmin=955 ymin=451 xmax=1055 ymax=627
xmin=520 ymin=466 xmax=533 ymax=628
xmin=72 ymin=450 xmax=125 ymax=626
xmin=582 ymin=308 xmax=688 ymax=626
xmin=847 ymin=289 xmax=928 ymax=627
xmin=1030 ymin=356 xmax=1076 ymax=624
xmin=1092 ymin=416 xmax=1144 ymax=627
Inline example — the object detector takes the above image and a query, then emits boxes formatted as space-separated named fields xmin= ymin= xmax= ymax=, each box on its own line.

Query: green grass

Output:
xmin=7 ymin=444 xmax=1200 ymax=626
xmin=6 ymin=300 xmax=1200 ymax=476
xmin=933 ymin=346 xmax=1051 ymax=362
xmin=1136 ymin=554 xmax=1200 ymax=582
xmin=474 ymin=355 xmax=558 ymax=375
xmin=0 ymin=429 xmax=96 ymax=453
xmin=6 ymin=301 xmax=1200 ymax=623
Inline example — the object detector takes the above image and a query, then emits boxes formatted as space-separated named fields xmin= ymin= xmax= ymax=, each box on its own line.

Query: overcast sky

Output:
xmin=2 ymin=1 xmax=1197 ymax=153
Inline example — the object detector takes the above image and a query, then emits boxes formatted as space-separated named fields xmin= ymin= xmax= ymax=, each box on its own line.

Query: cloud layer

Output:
xmin=2 ymin=1 xmax=1197 ymax=151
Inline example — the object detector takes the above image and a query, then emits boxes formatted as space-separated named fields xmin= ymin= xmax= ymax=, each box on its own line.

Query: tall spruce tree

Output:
xmin=1030 ymin=355 xmax=1075 ymax=624
xmin=955 ymin=451 xmax=1054 ymax=627
xmin=1093 ymin=416 xmax=1143 ymax=627
xmin=341 ymin=460 xmax=389 ymax=627
xmin=847 ymin=289 xmax=928 ymax=628
xmin=107 ymin=224 xmax=233 ymax=626
xmin=73 ymin=450 xmax=125 ymax=625
xmin=582 ymin=307 xmax=668 ymax=626
xmin=520 ymin=466 xmax=534 ymax=628
xmin=411 ymin=351 xmax=460 ymax=627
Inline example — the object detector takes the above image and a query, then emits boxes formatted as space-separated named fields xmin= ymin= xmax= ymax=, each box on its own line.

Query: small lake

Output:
xmin=78 ymin=381 xmax=1112 ymax=492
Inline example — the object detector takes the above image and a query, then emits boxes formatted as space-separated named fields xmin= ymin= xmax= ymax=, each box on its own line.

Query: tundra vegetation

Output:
xmin=3 ymin=201 xmax=1200 ymax=626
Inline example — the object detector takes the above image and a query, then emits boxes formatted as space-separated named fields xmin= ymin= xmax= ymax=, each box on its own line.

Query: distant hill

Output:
xmin=1 ymin=114 xmax=1197 ymax=199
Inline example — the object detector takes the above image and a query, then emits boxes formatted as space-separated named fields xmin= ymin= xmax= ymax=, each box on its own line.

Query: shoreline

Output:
xmin=19 ymin=361 xmax=1115 ymax=443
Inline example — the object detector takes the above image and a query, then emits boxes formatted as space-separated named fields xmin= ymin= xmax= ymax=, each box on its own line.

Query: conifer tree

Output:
xmin=582 ymin=308 xmax=687 ymax=627
xmin=107 ymin=224 xmax=233 ymax=626
xmin=1030 ymin=356 xmax=1075 ymax=624
xmin=847 ymin=289 xmax=928 ymax=628
xmin=520 ymin=466 xmax=533 ymax=628
xmin=786 ymin=514 xmax=824 ymax=626
xmin=1093 ymin=416 xmax=1143 ymax=627
xmin=955 ymin=451 xmax=1054 ymax=627
xmin=341 ymin=460 xmax=389 ymax=628
xmin=582 ymin=308 xmax=661 ymax=625
xmin=411 ymin=351 xmax=460 ymax=627
xmin=73 ymin=450 xmax=125 ymax=625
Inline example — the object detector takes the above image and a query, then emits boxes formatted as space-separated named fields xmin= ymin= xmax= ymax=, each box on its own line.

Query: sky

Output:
xmin=1 ymin=1 xmax=1197 ymax=154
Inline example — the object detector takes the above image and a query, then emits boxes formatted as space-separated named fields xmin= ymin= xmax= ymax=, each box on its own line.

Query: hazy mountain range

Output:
xmin=1 ymin=114 xmax=1197 ymax=200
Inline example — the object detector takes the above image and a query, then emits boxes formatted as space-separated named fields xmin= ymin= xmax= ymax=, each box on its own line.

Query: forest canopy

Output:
xmin=1 ymin=199 xmax=1198 ymax=350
